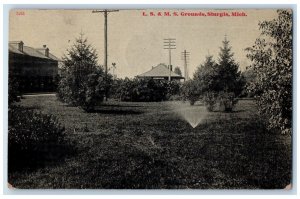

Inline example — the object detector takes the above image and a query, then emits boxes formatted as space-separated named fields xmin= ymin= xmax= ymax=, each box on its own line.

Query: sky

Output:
xmin=9 ymin=9 xmax=279 ymax=78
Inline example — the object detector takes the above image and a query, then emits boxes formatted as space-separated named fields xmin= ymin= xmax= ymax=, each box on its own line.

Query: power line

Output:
xmin=163 ymin=38 xmax=176 ymax=81
xmin=92 ymin=9 xmax=119 ymax=101
xmin=181 ymin=50 xmax=190 ymax=81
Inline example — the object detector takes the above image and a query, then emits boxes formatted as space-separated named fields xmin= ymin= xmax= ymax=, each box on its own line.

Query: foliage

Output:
xmin=195 ymin=38 xmax=245 ymax=96
xmin=193 ymin=55 xmax=218 ymax=94
xmin=246 ymin=10 xmax=292 ymax=134
xmin=202 ymin=92 xmax=218 ymax=111
xmin=190 ymin=39 xmax=245 ymax=111
xmin=8 ymin=75 xmax=21 ymax=106
xmin=240 ymin=68 xmax=257 ymax=98
xmin=166 ymin=80 xmax=181 ymax=98
xmin=202 ymin=91 xmax=238 ymax=112
xmin=174 ymin=66 xmax=182 ymax=76
xmin=109 ymin=78 xmax=124 ymax=99
xmin=181 ymin=80 xmax=200 ymax=105
xmin=8 ymin=106 xmax=72 ymax=171
xmin=218 ymin=92 xmax=239 ymax=112
xmin=111 ymin=78 xmax=180 ymax=102
xmin=57 ymin=34 xmax=107 ymax=112
xmin=213 ymin=37 xmax=245 ymax=96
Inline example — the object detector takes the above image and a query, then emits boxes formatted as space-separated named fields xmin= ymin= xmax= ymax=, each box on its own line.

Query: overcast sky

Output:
xmin=9 ymin=9 xmax=278 ymax=78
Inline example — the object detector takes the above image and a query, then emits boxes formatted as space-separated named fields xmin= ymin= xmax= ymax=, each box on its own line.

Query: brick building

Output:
xmin=9 ymin=41 xmax=60 ymax=92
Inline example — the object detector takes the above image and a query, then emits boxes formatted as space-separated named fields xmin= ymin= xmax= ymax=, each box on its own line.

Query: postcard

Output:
xmin=8 ymin=8 xmax=293 ymax=189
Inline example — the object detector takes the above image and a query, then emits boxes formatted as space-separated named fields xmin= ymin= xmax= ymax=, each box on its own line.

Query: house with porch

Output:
xmin=136 ymin=63 xmax=184 ymax=81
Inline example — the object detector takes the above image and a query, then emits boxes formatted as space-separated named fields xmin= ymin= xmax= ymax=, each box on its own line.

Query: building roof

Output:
xmin=9 ymin=42 xmax=60 ymax=61
xmin=137 ymin=63 xmax=184 ymax=79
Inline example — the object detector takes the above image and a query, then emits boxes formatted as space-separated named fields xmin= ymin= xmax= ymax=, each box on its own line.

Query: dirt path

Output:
xmin=23 ymin=93 xmax=56 ymax=97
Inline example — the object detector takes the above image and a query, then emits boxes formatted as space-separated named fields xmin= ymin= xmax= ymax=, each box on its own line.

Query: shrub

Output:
xmin=166 ymin=81 xmax=181 ymax=99
xmin=57 ymin=34 xmax=107 ymax=112
xmin=56 ymin=76 xmax=73 ymax=103
xmin=8 ymin=76 xmax=21 ymax=106
xmin=202 ymin=92 xmax=238 ymax=112
xmin=77 ymin=71 xmax=106 ymax=112
xmin=111 ymin=78 xmax=181 ymax=102
xmin=8 ymin=106 xmax=72 ymax=171
xmin=203 ymin=92 xmax=218 ymax=112
xmin=168 ymin=94 xmax=182 ymax=101
xmin=109 ymin=78 xmax=124 ymax=99
xmin=115 ymin=78 xmax=167 ymax=102
xmin=181 ymin=80 xmax=200 ymax=105
xmin=218 ymin=92 xmax=238 ymax=112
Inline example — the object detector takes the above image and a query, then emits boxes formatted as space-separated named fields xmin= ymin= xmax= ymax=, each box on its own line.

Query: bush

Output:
xmin=8 ymin=106 xmax=72 ymax=171
xmin=78 ymin=71 xmax=106 ymax=112
xmin=203 ymin=92 xmax=218 ymax=111
xmin=218 ymin=92 xmax=238 ymax=112
xmin=115 ymin=78 xmax=173 ymax=102
xmin=57 ymin=34 xmax=107 ymax=112
xmin=202 ymin=92 xmax=238 ymax=112
xmin=166 ymin=81 xmax=181 ymax=98
xmin=181 ymin=80 xmax=200 ymax=105
xmin=168 ymin=94 xmax=182 ymax=101
xmin=8 ymin=76 xmax=21 ymax=106
xmin=56 ymin=76 xmax=73 ymax=103
xmin=109 ymin=78 xmax=124 ymax=99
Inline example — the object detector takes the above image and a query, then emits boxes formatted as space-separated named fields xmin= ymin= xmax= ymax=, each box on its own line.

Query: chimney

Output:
xmin=37 ymin=45 xmax=50 ymax=57
xmin=45 ymin=48 xmax=49 ymax=57
xmin=43 ymin=45 xmax=49 ymax=57
xmin=10 ymin=41 xmax=24 ymax=52
xmin=19 ymin=41 xmax=24 ymax=52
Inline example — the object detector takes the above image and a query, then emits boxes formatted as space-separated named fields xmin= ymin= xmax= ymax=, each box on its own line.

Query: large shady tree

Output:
xmin=246 ymin=10 xmax=292 ymax=134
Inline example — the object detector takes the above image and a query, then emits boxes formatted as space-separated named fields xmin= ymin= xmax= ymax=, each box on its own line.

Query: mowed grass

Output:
xmin=9 ymin=95 xmax=291 ymax=189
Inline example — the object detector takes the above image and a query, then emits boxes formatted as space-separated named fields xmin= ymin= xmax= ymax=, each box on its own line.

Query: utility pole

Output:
xmin=92 ymin=9 xmax=119 ymax=100
xmin=181 ymin=50 xmax=190 ymax=81
xmin=163 ymin=38 xmax=176 ymax=81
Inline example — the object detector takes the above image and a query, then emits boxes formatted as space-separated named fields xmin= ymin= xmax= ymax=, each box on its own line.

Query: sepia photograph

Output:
xmin=7 ymin=8 xmax=293 ymax=189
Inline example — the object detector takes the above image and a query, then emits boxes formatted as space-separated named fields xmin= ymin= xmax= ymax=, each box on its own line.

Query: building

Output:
xmin=9 ymin=41 xmax=60 ymax=92
xmin=136 ymin=63 xmax=184 ymax=81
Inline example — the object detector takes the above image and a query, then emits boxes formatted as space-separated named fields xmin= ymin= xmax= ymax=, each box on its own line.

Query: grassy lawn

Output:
xmin=9 ymin=95 xmax=291 ymax=189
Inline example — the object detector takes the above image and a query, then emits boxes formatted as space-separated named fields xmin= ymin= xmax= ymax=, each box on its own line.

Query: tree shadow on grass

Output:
xmin=89 ymin=108 xmax=143 ymax=115
xmin=232 ymin=110 xmax=246 ymax=113
xmin=8 ymin=140 xmax=77 ymax=173
xmin=210 ymin=109 xmax=246 ymax=113
xmin=101 ymin=104 xmax=143 ymax=108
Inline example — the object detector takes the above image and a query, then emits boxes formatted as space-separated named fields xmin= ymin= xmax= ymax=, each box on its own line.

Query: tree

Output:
xmin=57 ymin=34 xmax=106 ymax=112
xmin=190 ymin=39 xmax=245 ymax=111
xmin=174 ymin=67 xmax=182 ymax=76
xmin=246 ymin=10 xmax=292 ymax=134
xmin=213 ymin=37 xmax=245 ymax=96
xmin=193 ymin=55 xmax=218 ymax=94
xmin=193 ymin=38 xmax=245 ymax=97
